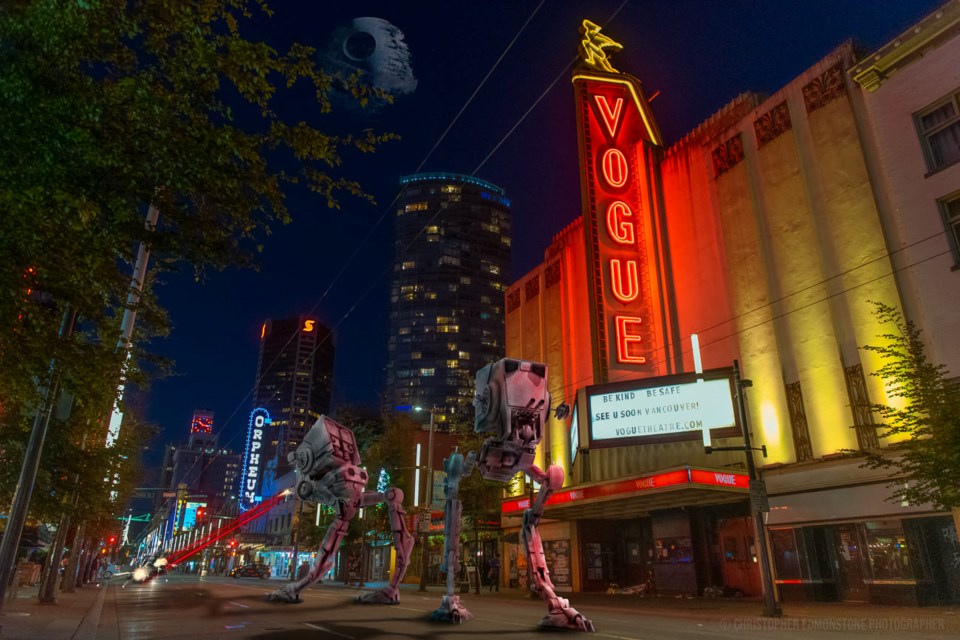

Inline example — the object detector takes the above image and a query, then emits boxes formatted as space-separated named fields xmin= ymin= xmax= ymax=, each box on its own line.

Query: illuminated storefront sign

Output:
xmin=573 ymin=19 xmax=664 ymax=381
xmin=501 ymin=466 xmax=748 ymax=514
xmin=239 ymin=407 xmax=272 ymax=510
xmin=586 ymin=370 xmax=738 ymax=448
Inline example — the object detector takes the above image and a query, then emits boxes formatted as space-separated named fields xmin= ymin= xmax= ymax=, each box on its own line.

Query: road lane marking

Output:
xmin=304 ymin=623 xmax=355 ymax=639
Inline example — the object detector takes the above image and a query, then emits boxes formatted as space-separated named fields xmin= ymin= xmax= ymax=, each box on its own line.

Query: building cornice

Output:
xmin=850 ymin=0 xmax=960 ymax=92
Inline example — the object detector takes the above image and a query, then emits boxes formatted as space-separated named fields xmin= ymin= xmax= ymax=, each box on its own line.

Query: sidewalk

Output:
xmin=328 ymin=580 xmax=960 ymax=628
xmin=0 ymin=581 xmax=106 ymax=640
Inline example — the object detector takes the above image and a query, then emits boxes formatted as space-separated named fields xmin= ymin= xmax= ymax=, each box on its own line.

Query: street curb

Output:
xmin=69 ymin=585 xmax=106 ymax=640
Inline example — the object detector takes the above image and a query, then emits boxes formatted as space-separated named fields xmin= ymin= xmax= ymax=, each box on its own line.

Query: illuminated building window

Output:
xmin=405 ymin=202 xmax=429 ymax=212
xmin=420 ymin=368 xmax=435 ymax=376
xmin=460 ymin=276 xmax=472 ymax=284
xmin=439 ymin=255 xmax=461 ymax=266
xmin=502 ymin=237 xmax=511 ymax=246
xmin=491 ymin=282 xmax=504 ymax=291
xmin=437 ymin=325 xmax=459 ymax=333
xmin=436 ymin=316 xmax=452 ymax=324
xmin=425 ymin=291 xmax=437 ymax=300
xmin=440 ymin=184 xmax=461 ymax=194
xmin=458 ymin=351 xmax=470 ymax=359
xmin=938 ymin=192 xmax=960 ymax=265
xmin=401 ymin=261 xmax=416 ymax=270
xmin=426 ymin=225 xmax=439 ymax=234
xmin=785 ymin=381 xmax=814 ymax=462
xmin=402 ymin=293 xmax=414 ymax=301
xmin=448 ymin=342 xmax=458 ymax=350
xmin=915 ymin=89 xmax=960 ymax=172
xmin=398 ymin=327 xmax=411 ymax=335
xmin=446 ymin=359 xmax=459 ymax=368
xmin=481 ymin=222 xmax=500 ymax=233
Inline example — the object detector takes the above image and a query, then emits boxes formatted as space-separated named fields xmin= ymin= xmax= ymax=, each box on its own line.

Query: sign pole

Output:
xmin=732 ymin=360 xmax=781 ymax=617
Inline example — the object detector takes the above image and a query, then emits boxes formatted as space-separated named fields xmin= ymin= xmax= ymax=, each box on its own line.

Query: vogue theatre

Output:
xmin=500 ymin=16 xmax=960 ymax=605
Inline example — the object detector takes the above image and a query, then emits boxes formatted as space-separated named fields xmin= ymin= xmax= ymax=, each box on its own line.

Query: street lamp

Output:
xmin=705 ymin=360 xmax=782 ymax=617
xmin=414 ymin=405 xmax=437 ymax=593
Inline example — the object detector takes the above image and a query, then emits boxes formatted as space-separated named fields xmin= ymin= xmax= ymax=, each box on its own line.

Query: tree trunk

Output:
xmin=38 ymin=513 xmax=70 ymax=604
xmin=60 ymin=521 xmax=86 ymax=592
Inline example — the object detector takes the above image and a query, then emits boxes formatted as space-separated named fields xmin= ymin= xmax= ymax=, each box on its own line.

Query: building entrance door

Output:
xmin=834 ymin=524 xmax=869 ymax=601
xmin=718 ymin=516 xmax=761 ymax=596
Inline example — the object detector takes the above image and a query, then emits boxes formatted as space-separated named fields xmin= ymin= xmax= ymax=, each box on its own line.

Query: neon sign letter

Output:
xmin=594 ymin=95 xmax=624 ymax=138
xmin=601 ymin=148 xmax=629 ymax=188
xmin=615 ymin=316 xmax=645 ymax=364
xmin=610 ymin=260 xmax=639 ymax=303
xmin=303 ymin=319 xmax=315 ymax=332
xmin=605 ymin=201 xmax=635 ymax=245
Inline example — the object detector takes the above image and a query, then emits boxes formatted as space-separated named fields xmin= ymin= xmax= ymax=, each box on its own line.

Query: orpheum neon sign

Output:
xmin=239 ymin=407 xmax=272 ymax=510
xmin=501 ymin=467 xmax=748 ymax=514
xmin=574 ymin=20 xmax=664 ymax=379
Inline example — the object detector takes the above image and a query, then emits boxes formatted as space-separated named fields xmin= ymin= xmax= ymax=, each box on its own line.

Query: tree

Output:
xmin=860 ymin=302 xmax=960 ymax=539
xmin=0 ymin=0 xmax=395 ymax=602
xmin=0 ymin=0 xmax=395 ymax=417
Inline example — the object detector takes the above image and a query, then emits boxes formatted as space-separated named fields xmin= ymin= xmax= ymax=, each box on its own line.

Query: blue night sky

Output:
xmin=136 ymin=1 xmax=943 ymax=467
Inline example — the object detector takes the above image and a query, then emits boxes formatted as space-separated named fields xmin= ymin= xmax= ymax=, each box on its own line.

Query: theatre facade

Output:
xmin=500 ymin=13 xmax=960 ymax=605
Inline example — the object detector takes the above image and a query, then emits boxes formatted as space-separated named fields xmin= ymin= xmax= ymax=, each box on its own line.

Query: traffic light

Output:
xmin=196 ymin=507 xmax=205 ymax=521
xmin=108 ymin=536 xmax=116 ymax=544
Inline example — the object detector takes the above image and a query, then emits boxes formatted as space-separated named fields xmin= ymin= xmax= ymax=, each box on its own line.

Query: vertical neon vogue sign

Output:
xmin=239 ymin=407 xmax=272 ymax=510
xmin=574 ymin=20 xmax=662 ymax=379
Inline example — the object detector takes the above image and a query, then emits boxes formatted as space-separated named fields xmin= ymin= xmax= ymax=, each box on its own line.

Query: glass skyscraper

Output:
xmin=253 ymin=315 xmax=334 ymax=466
xmin=384 ymin=172 xmax=512 ymax=423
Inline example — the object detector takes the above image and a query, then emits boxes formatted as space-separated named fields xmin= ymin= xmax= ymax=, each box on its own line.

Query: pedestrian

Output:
xmin=487 ymin=553 xmax=500 ymax=592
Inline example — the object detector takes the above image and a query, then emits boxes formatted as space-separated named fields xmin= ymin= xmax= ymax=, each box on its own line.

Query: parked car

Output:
xmin=229 ymin=563 xmax=271 ymax=579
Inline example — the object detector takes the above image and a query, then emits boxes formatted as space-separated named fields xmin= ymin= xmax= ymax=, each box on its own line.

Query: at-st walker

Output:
xmin=265 ymin=415 xmax=414 ymax=605
xmin=431 ymin=358 xmax=594 ymax=632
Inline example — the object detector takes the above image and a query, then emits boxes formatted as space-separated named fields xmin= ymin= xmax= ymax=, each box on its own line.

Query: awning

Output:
xmin=501 ymin=466 xmax=749 ymax=522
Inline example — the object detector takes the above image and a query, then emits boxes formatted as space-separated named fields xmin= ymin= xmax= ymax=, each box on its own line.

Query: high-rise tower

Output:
xmin=384 ymin=172 xmax=512 ymax=421
xmin=253 ymin=315 xmax=334 ymax=465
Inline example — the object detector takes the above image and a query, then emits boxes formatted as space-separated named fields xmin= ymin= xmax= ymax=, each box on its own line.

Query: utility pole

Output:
xmin=416 ymin=406 xmax=436 ymax=592
xmin=706 ymin=361 xmax=781 ymax=617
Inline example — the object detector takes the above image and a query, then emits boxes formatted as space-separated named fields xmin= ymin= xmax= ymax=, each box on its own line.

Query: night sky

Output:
xmin=136 ymin=0 xmax=942 ymax=468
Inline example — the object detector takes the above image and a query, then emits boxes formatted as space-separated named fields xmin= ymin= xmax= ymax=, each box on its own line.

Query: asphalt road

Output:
xmin=97 ymin=573 xmax=956 ymax=640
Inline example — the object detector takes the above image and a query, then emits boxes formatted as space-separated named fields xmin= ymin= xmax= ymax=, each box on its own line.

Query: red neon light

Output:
xmin=615 ymin=315 xmax=645 ymax=363
xmin=776 ymin=579 xmax=803 ymax=585
xmin=601 ymin=148 xmax=629 ymax=188
xmin=501 ymin=469 xmax=748 ymax=514
xmin=167 ymin=492 xmax=285 ymax=566
xmin=689 ymin=469 xmax=750 ymax=489
xmin=605 ymin=201 xmax=635 ymax=245
xmin=610 ymin=259 xmax=639 ymax=303
xmin=594 ymin=95 xmax=624 ymax=139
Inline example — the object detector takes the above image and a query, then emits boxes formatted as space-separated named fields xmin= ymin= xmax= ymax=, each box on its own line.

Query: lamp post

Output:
xmin=705 ymin=360 xmax=781 ymax=617
xmin=414 ymin=405 xmax=437 ymax=592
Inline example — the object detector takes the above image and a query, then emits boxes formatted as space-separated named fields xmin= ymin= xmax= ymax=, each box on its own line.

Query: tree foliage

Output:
xmin=0 ymin=0 xmax=395 ymax=418
xmin=0 ymin=1 xmax=395 ymax=529
xmin=860 ymin=302 xmax=960 ymax=510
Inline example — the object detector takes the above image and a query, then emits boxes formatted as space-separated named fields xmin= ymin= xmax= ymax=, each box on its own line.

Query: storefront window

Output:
xmin=770 ymin=528 xmax=802 ymax=580
xmin=655 ymin=537 xmax=693 ymax=564
xmin=864 ymin=520 xmax=914 ymax=580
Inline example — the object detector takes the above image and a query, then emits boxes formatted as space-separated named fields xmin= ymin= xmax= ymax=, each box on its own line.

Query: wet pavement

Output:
xmin=0 ymin=573 xmax=956 ymax=639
